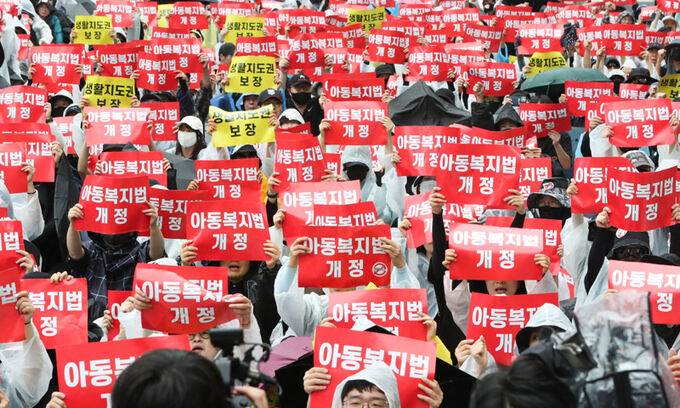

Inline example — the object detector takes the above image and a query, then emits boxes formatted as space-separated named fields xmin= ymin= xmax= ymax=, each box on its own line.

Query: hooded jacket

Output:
xmin=330 ymin=362 xmax=401 ymax=408
xmin=514 ymin=303 xmax=572 ymax=353
xmin=493 ymin=102 xmax=524 ymax=130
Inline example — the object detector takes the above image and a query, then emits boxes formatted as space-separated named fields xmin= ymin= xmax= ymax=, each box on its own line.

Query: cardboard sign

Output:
xmin=95 ymin=42 xmax=140 ymax=79
xmin=98 ymin=151 xmax=167 ymax=186
xmin=73 ymin=16 xmax=113 ymax=45
xmin=31 ymin=45 xmax=84 ymax=85
xmin=185 ymin=200 xmax=269 ymax=261
xmin=571 ymin=157 xmax=637 ymax=214
xmin=287 ymin=33 xmax=325 ymax=72
xmin=143 ymin=102 xmax=180 ymax=142
xmin=434 ymin=144 xmax=521 ymax=208
xmin=312 ymin=202 xmax=378 ymax=226
xmin=604 ymin=98 xmax=673 ymax=147
xmin=608 ymin=166 xmax=676 ymax=232
xmin=136 ymin=52 xmax=179 ymax=92
xmin=53 ymin=116 xmax=77 ymax=155
xmin=449 ymin=223 xmax=545 ymax=281
xmin=456 ymin=126 xmax=527 ymax=148
xmin=656 ymin=74 xmax=680 ymax=100
xmin=74 ymin=175 xmax=150 ymax=234
xmin=209 ymin=105 xmax=275 ymax=147
xmin=145 ymin=188 xmax=209 ymax=240
xmin=329 ymin=288 xmax=428 ymax=339
xmin=0 ymin=143 xmax=27 ymax=194
xmin=211 ymin=2 xmax=255 ymax=27
xmin=324 ymin=101 xmax=388 ymax=145
xmin=0 ymin=266 xmax=24 ymax=342
xmin=235 ymin=36 xmax=277 ymax=57
xmin=297 ymin=224 xmax=391 ymax=288
xmin=564 ymin=81 xmax=614 ymax=117
xmin=22 ymin=278 xmax=88 ymax=349
xmin=56 ymin=336 xmax=191 ymax=408
xmin=465 ymin=62 xmax=517 ymax=97
xmin=83 ymin=76 xmax=135 ymax=108
xmin=393 ymin=126 xmax=459 ymax=177
xmin=0 ymin=220 xmax=25 ymax=274
xmin=463 ymin=24 xmax=504 ymax=51
xmin=134 ymin=263 xmax=237 ymax=334
xmin=223 ymin=55 xmax=276 ymax=94
xmin=84 ymin=107 xmax=150 ymax=146
xmin=151 ymin=26 xmax=191 ymax=40
xmin=144 ymin=39 xmax=202 ymax=89
xmin=519 ymin=102 xmax=571 ymax=137
xmin=274 ymin=134 xmax=326 ymax=190
xmin=608 ymin=260 xmax=680 ymax=324
xmin=516 ymin=24 xmax=563 ymax=54
xmin=467 ymin=292 xmax=559 ymax=365
xmin=195 ymin=158 xmax=261 ymax=201
xmin=311 ymin=326 xmax=436 ymax=408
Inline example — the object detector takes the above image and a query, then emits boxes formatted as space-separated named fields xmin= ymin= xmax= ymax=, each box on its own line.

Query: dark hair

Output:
xmin=340 ymin=379 xmax=383 ymax=401
xmin=111 ymin=349 xmax=228 ymax=408
xmin=528 ymin=94 xmax=554 ymax=104
xmin=469 ymin=280 xmax=527 ymax=295
xmin=174 ymin=128 xmax=207 ymax=160
xmin=469 ymin=354 xmax=577 ymax=408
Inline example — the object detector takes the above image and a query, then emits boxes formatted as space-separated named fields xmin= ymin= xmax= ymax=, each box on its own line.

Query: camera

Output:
xmin=209 ymin=328 xmax=277 ymax=408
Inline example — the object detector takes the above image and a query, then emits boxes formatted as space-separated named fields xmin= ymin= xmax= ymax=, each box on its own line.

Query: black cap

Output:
xmin=607 ymin=231 xmax=650 ymax=258
xmin=648 ymin=42 xmax=663 ymax=51
xmin=375 ymin=63 xmax=396 ymax=76
xmin=605 ymin=56 xmax=620 ymax=68
xmin=626 ymin=67 xmax=652 ymax=83
xmin=258 ymin=88 xmax=283 ymax=105
xmin=288 ymin=73 xmax=311 ymax=88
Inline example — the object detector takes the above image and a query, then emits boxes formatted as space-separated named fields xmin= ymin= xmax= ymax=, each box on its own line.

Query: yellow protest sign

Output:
xmin=348 ymin=7 xmax=385 ymax=32
xmin=83 ymin=76 xmax=135 ymax=108
xmin=658 ymin=74 xmax=680 ymax=99
xmin=156 ymin=4 xmax=173 ymax=28
xmin=527 ymin=51 xmax=567 ymax=77
xmin=225 ymin=56 xmax=276 ymax=94
xmin=224 ymin=16 xmax=265 ymax=44
xmin=74 ymin=16 xmax=114 ymax=45
xmin=210 ymin=105 xmax=275 ymax=147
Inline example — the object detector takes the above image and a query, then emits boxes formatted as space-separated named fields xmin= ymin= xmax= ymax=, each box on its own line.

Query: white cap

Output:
xmin=178 ymin=116 xmax=203 ymax=135
xmin=278 ymin=108 xmax=304 ymax=125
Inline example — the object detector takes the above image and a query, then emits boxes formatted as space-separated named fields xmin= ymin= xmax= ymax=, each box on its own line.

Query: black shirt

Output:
xmin=285 ymin=94 xmax=324 ymax=136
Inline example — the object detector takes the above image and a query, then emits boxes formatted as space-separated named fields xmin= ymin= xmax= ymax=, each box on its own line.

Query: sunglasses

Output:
xmin=613 ymin=247 xmax=649 ymax=260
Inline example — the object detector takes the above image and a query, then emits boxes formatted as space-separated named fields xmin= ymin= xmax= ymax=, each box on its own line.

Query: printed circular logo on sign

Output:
xmin=616 ymin=229 xmax=628 ymax=239
xmin=372 ymin=262 xmax=388 ymax=277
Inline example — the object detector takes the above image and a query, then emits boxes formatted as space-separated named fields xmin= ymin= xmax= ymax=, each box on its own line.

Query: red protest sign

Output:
xmin=0 ymin=143 xmax=27 ymax=194
xmin=134 ymin=263 xmax=237 ymax=334
xmin=323 ymin=74 xmax=384 ymax=101
xmin=448 ymin=47 xmax=486 ymax=78
xmin=608 ymin=260 xmax=680 ymax=325
xmin=516 ymin=24 xmax=563 ymax=54
xmin=405 ymin=45 xmax=450 ymax=82
xmin=368 ymin=29 xmax=409 ymax=64
xmin=17 ymin=33 xmax=29 ymax=60
xmin=211 ymin=2 xmax=255 ymax=26
xmin=393 ymin=126 xmax=459 ymax=177
xmin=659 ymin=0 xmax=680 ymax=13
xmin=136 ymin=52 xmax=180 ymax=92
xmin=99 ymin=151 xmax=167 ymax=186
xmin=618 ymin=83 xmax=650 ymax=100
xmin=278 ymin=9 xmax=326 ymax=36
xmin=0 ymin=220 xmax=25 ymax=273
xmin=324 ymin=101 xmax=387 ymax=145
xmin=144 ymin=39 xmax=202 ymax=89
xmin=168 ymin=1 xmax=209 ymax=29
xmin=312 ymin=202 xmax=378 ymax=226
xmin=519 ymin=102 xmax=571 ymax=137
xmin=85 ymin=107 xmax=151 ymax=146
xmin=314 ymin=32 xmax=345 ymax=49
xmin=0 ymin=85 xmax=47 ymax=123
xmin=312 ymin=326 xmax=436 ymax=408
xmin=288 ymin=33 xmax=325 ymax=70
xmin=151 ymin=27 xmax=191 ymax=40
xmin=441 ymin=8 xmax=480 ymax=36
xmin=95 ymin=0 xmax=134 ymax=27
xmin=74 ymin=175 xmax=150 ymax=234
xmin=324 ymin=152 xmax=342 ymax=176
xmin=138 ymin=1 xmax=158 ymax=26
xmin=463 ymin=24 xmax=504 ymax=51
xmin=31 ymin=45 xmax=83 ymax=85
xmin=518 ymin=157 xmax=552 ymax=199
xmin=145 ymin=188 xmax=209 ymax=240
xmin=604 ymin=98 xmax=673 ymax=147
xmin=195 ymin=158 xmax=261 ymax=201
xmin=564 ymin=81 xmax=614 ymax=116
xmin=467 ymin=292 xmax=558 ymax=365
xmin=608 ymin=167 xmax=676 ymax=232
xmin=23 ymin=278 xmax=88 ymax=349
xmin=235 ymin=36 xmax=277 ymax=56
xmin=53 ymin=117 xmax=77 ymax=155
xmin=95 ymin=42 xmax=140 ymax=78
xmin=297 ymin=224 xmax=392 ymax=288
xmin=328 ymin=23 xmax=366 ymax=49
xmin=106 ymin=290 xmax=130 ymax=340
xmin=56 ymin=335 xmax=191 ymax=408
xmin=465 ymin=62 xmax=517 ymax=97
xmin=577 ymin=24 xmax=646 ymax=56
xmin=1 ymin=123 xmax=56 ymax=183
xmin=0 ymin=267 xmax=24 ymax=342
xmin=449 ymin=223 xmax=544 ymax=281
xmin=329 ymin=288 xmax=428 ymax=339
xmin=571 ymin=157 xmax=635 ymax=214
xmin=584 ymin=95 xmax=626 ymax=130
xmin=185 ymin=200 xmax=269 ymax=261
xmin=143 ymin=102 xmax=180 ymax=142
xmin=274 ymin=135 xmax=326 ymax=190
xmin=455 ymin=125 xmax=527 ymax=148
xmin=403 ymin=192 xmax=437 ymax=249
xmin=435 ymin=144 xmax=521 ymax=208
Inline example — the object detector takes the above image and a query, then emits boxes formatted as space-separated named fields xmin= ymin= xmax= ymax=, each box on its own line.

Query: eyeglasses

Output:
xmin=188 ymin=331 xmax=210 ymax=340
xmin=342 ymin=398 xmax=389 ymax=408
xmin=613 ymin=247 xmax=649 ymax=260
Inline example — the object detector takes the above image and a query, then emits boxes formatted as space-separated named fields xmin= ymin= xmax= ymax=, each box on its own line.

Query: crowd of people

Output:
xmin=1 ymin=0 xmax=680 ymax=406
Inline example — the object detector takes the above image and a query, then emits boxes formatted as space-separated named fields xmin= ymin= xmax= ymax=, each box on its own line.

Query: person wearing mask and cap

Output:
xmin=47 ymin=89 xmax=73 ymax=118
xmin=663 ymin=15 xmax=678 ymax=31
xmin=644 ymin=42 xmax=664 ymax=79
xmin=286 ymin=73 xmax=324 ymax=136
xmin=626 ymin=67 xmax=653 ymax=85
xmin=663 ymin=39 xmax=680 ymax=76
xmin=175 ymin=115 xmax=214 ymax=160
xmin=258 ymin=88 xmax=285 ymax=118
xmin=622 ymin=150 xmax=655 ymax=172
xmin=607 ymin=69 xmax=627 ymax=93
xmin=526 ymin=177 xmax=572 ymax=224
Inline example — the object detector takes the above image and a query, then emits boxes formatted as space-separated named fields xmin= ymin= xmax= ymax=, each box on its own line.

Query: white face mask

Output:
xmin=177 ymin=131 xmax=197 ymax=148
xmin=418 ymin=179 xmax=436 ymax=194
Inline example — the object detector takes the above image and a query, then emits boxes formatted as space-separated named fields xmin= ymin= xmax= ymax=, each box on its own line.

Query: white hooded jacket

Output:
xmin=330 ymin=362 xmax=401 ymax=408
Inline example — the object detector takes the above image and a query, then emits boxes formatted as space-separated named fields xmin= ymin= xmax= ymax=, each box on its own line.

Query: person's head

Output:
xmin=616 ymin=10 xmax=634 ymax=25
xmin=497 ymin=119 xmax=520 ymax=131
xmin=622 ymin=150 xmax=655 ymax=172
xmin=189 ymin=331 xmax=221 ymax=360
xmin=663 ymin=16 xmax=678 ymax=31
xmin=374 ymin=64 xmax=396 ymax=86
xmin=230 ymin=144 xmax=260 ymax=163
xmin=413 ymin=176 xmax=436 ymax=195
xmin=190 ymin=29 xmax=204 ymax=43
xmin=514 ymin=303 xmax=572 ymax=353
xmin=484 ymin=280 xmax=520 ymax=296
xmin=340 ymin=380 xmax=389 ymax=408
xmin=36 ymin=0 xmax=50 ymax=18
xmin=242 ymin=94 xmax=259 ymax=111
xmin=341 ymin=146 xmax=373 ymax=183
xmin=113 ymin=27 xmax=127 ymax=44
xmin=111 ymin=349 xmax=228 ymax=408
xmin=626 ymin=68 xmax=652 ymax=85
xmin=278 ymin=108 xmax=304 ymax=129
xmin=175 ymin=116 xmax=205 ymax=159
xmin=218 ymin=43 xmax=235 ymax=65
xmin=49 ymin=90 xmax=74 ymax=117
xmin=288 ymin=74 xmax=313 ymax=106
xmin=607 ymin=230 xmax=650 ymax=261
xmin=258 ymin=88 xmax=283 ymax=117
xmin=527 ymin=178 xmax=571 ymax=221
xmin=605 ymin=56 xmax=621 ymax=71
xmin=648 ymin=43 xmax=662 ymax=65
xmin=343 ymin=163 xmax=370 ymax=181
xmin=469 ymin=354 xmax=577 ymax=408
xmin=218 ymin=260 xmax=251 ymax=282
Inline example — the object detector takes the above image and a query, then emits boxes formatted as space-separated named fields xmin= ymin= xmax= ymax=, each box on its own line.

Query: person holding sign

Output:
xmin=284 ymin=74 xmax=324 ymax=136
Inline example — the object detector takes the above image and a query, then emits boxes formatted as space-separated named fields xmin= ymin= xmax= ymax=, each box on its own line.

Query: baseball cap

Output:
xmin=258 ymin=88 xmax=283 ymax=106
xmin=178 ymin=116 xmax=203 ymax=135
xmin=648 ymin=42 xmax=663 ymax=51
xmin=607 ymin=69 xmax=627 ymax=81
xmin=48 ymin=89 xmax=73 ymax=105
xmin=375 ymin=63 xmax=396 ymax=76
xmin=288 ymin=73 xmax=311 ymax=88
xmin=278 ymin=108 xmax=304 ymax=125
xmin=527 ymin=177 xmax=571 ymax=209
xmin=622 ymin=150 xmax=655 ymax=171
xmin=608 ymin=230 xmax=650 ymax=258
xmin=605 ymin=56 xmax=621 ymax=68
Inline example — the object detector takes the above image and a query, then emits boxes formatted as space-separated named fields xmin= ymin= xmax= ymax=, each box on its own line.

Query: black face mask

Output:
xmin=291 ymin=92 xmax=311 ymax=106
xmin=537 ymin=206 xmax=571 ymax=221
xmin=346 ymin=166 xmax=369 ymax=181
xmin=52 ymin=106 xmax=66 ymax=117
xmin=102 ymin=232 xmax=137 ymax=249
